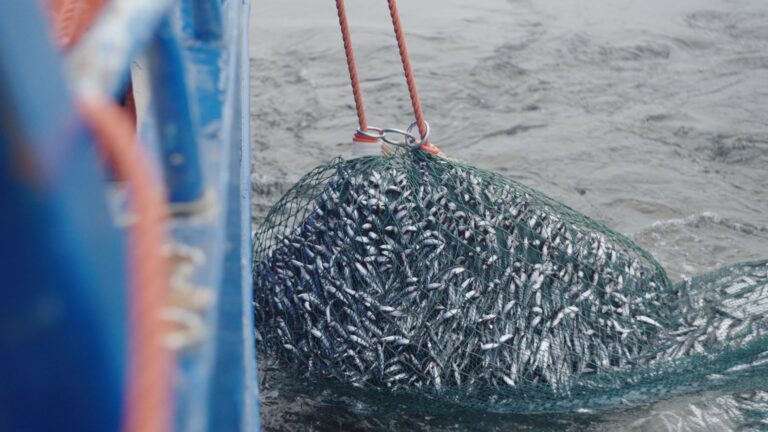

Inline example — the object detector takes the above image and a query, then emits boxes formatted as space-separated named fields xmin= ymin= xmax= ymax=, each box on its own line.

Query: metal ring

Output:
xmin=380 ymin=127 xmax=419 ymax=147
xmin=405 ymin=121 xmax=430 ymax=149
xmin=356 ymin=126 xmax=385 ymax=140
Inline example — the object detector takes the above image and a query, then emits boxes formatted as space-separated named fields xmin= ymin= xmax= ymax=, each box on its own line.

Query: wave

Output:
xmin=637 ymin=212 xmax=768 ymax=238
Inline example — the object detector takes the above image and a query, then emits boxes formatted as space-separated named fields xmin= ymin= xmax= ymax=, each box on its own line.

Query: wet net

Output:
xmin=253 ymin=149 xmax=768 ymax=413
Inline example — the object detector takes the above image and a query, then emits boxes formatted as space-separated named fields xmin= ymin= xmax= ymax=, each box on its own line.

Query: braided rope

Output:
xmin=386 ymin=0 xmax=429 ymax=145
xmin=335 ymin=0 xmax=368 ymax=133
xmin=334 ymin=0 xmax=439 ymax=152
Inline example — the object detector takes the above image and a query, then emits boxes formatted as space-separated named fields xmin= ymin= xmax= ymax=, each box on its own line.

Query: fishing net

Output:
xmin=253 ymin=149 xmax=768 ymax=413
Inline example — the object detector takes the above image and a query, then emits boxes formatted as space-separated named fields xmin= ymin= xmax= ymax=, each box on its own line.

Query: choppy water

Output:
xmin=249 ymin=0 xmax=768 ymax=430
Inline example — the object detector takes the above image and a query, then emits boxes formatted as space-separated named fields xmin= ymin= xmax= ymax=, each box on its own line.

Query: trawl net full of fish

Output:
xmin=253 ymin=150 xmax=768 ymax=412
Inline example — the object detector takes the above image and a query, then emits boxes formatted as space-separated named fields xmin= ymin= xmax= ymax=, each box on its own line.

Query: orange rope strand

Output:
xmin=47 ymin=0 xmax=105 ymax=49
xmin=386 ymin=0 xmax=428 ymax=144
xmin=334 ymin=0 xmax=439 ymax=152
xmin=53 ymin=0 xmax=80 ymax=47
xmin=45 ymin=2 xmax=173 ymax=430
xmin=335 ymin=0 xmax=368 ymax=133
xmin=81 ymin=100 xmax=173 ymax=432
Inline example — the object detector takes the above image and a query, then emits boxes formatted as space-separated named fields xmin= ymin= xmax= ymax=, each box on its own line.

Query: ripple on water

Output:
xmin=633 ymin=212 xmax=768 ymax=279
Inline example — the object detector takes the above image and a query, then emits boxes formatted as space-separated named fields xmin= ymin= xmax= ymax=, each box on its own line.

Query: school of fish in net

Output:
xmin=253 ymin=150 xmax=768 ymax=412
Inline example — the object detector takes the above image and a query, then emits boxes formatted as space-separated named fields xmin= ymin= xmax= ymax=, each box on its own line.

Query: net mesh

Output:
xmin=253 ymin=149 xmax=768 ymax=412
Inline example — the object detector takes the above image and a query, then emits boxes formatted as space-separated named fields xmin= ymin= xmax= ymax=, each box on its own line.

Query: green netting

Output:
xmin=253 ymin=149 xmax=768 ymax=413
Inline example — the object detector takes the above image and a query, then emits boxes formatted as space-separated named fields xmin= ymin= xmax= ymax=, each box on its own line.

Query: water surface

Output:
xmin=249 ymin=0 xmax=768 ymax=429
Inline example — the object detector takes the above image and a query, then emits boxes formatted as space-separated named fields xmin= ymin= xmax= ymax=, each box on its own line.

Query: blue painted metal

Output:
xmin=0 ymin=0 xmax=258 ymax=430
xmin=183 ymin=0 xmax=223 ymax=41
xmin=143 ymin=0 xmax=259 ymax=429
xmin=0 ymin=2 xmax=127 ymax=431
xmin=148 ymin=19 xmax=206 ymax=207
xmin=207 ymin=1 xmax=260 ymax=429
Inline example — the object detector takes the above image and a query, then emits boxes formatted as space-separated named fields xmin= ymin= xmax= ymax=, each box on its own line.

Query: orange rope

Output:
xmin=81 ymin=100 xmax=173 ymax=432
xmin=53 ymin=0 xmax=80 ymax=47
xmin=386 ymin=0 xmax=440 ymax=154
xmin=334 ymin=0 xmax=439 ymax=152
xmin=44 ymin=2 xmax=173 ymax=431
xmin=335 ymin=0 xmax=368 ymax=136
xmin=385 ymin=0 xmax=427 ymax=143
xmin=47 ymin=0 xmax=105 ymax=49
